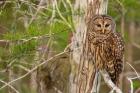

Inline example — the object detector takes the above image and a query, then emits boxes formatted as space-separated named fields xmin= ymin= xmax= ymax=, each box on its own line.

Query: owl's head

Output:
xmin=90 ymin=15 xmax=116 ymax=35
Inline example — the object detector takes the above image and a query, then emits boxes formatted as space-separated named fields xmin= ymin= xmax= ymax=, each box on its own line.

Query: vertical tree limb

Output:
xmin=70 ymin=0 xmax=87 ymax=92
xmin=79 ymin=0 xmax=109 ymax=92
xmin=71 ymin=0 xmax=122 ymax=93
xmin=71 ymin=0 xmax=108 ymax=93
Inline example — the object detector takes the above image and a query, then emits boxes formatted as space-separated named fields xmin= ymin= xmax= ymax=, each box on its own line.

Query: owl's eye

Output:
xmin=105 ymin=24 xmax=110 ymax=27
xmin=96 ymin=24 xmax=101 ymax=27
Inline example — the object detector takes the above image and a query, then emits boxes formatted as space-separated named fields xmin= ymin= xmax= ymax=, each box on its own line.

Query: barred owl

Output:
xmin=87 ymin=15 xmax=124 ymax=85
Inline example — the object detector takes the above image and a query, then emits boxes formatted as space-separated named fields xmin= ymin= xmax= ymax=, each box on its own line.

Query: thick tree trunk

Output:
xmin=71 ymin=0 xmax=108 ymax=93
xmin=69 ymin=0 xmax=87 ymax=93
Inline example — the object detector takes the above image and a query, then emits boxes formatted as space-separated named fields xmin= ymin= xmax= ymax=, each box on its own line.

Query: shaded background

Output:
xmin=0 ymin=0 xmax=140 ymax=93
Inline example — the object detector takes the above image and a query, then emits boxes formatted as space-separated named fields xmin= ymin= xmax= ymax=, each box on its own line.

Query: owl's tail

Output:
xmin=106 ymin=59 xmax=123 ymax=85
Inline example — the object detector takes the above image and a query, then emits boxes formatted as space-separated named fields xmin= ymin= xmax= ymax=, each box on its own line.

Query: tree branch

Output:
xmin=100 ymin=70 xmax=122 ymax=93
xmin=0 ymin=80 xmax=20 ymax=93
xmin=0 ymin=50 xmax=69 ymax=90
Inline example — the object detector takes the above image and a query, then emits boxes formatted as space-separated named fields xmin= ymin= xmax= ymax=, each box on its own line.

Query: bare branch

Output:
xmin=124 ymin=62 xmax=140 ymax=93
xmin=14 ymin=65 xmax=30 ymax=72
xmin=126 ymin=62 xmax=140 ymax=80
xmin=28 ymin=0 xmax=47 ymax=26
xmin=0 ymin=80 xmax=20 ymax=93
xmin=0 ymin=28 xmax=69 ymax=47
xmin=0 ymin=50 xmax=69 ymax=90
xmin=100 ymin=70 xmax=122 ymax=93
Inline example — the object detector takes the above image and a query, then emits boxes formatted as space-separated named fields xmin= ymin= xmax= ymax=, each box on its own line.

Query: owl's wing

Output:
xmin=106 ymin=32 xmax=125 ymax=61
xmin=111 ymin=32 xmax=125 ymax=74
xmin=112 ymin=32 xmax=125 ymax=60
xmin=105 ymin=32 xmax=125 ymax=85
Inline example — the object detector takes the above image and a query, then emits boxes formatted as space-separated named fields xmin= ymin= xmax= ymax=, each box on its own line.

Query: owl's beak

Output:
xmin=102 ymin=29 xmax=105 ymax=34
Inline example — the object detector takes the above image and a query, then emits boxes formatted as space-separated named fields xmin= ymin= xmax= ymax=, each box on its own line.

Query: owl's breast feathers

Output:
xmin=87 ymin=32 xmax=125 ymax=84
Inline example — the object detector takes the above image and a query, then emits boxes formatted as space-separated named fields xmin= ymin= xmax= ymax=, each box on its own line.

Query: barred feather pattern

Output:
xmin=87 ymin=30 xmax=124 ymax=85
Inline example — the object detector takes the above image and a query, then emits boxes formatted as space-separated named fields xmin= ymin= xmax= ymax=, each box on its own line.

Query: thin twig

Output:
xmin=0 ymin=50 xmax=69 ymax=90
xmin=126 ymin=62 xmax=140 ymax=80
xmin=14 ymin=65 xmax=30 ymax=72
xmin=28 ymin=0 xmax=46 ymax=26
xmin=0 ymin=80 xmax=20 ymax=93
xmin=125 ymin=62 xmax=140 ymax=93
xmin=0 ymin=28 xmax=70 ymax=45
xmin=54 ymin=0 xmax=72 ymax=29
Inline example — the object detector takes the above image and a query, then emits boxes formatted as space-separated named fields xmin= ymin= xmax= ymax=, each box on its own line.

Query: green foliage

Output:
xmin=27 ymin=24 xmax=48 ymax=36
xmin=11 ymin=41 xmax=37 ymax=56
xmin=133 ymin=80 xmax=140 ymax=90
xmin=123 ymin=0 xmax=140 ymax=21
